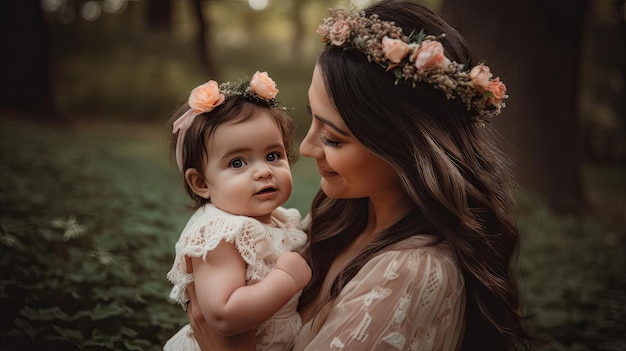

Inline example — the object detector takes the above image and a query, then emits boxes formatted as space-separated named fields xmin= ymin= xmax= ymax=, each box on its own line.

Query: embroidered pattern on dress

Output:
xmin=362 ymin=286 xmax=392 ymax=308
xmin=382 ymin=331 xmax=406 ymax=350
xmin=409 ymin=328 xmax=435 ymax=351
xmin=382 ymin=280 xmax=416 ymax=349
xmin=391 ymin=293 xmax=411 ymax=323
xmin=418 ymin=264 xmax=441 ymax=308
xmin=351 ymin=312 xmax=372 ymax=342
xmin=330 ymin=337 xmax=345 ymax=349
xmin=383 ymin=259 xmax=400 ymax=280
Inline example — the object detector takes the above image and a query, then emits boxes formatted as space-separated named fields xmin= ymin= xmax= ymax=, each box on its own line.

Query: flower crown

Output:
xmin=172 ymin=71 xmax=280 ymax=172
xmin=317 ymin=8 xmax=508 ymax=124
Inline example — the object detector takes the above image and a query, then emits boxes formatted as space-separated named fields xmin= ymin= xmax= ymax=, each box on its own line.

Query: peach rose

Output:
xmin=188 ymin=80 xmax=225 ymax=113
xmin=413 ymin=40 xmax=451 ymax=71
xmin=408 ymin=43 xmax=421 ymax=62
xmin=316 ymin=25 xmax=329 ymax=39
xmin=382 ymin=36 xmax=410 ymax=63
xmin=486 ymin=77 xmax=506 ymax=105
xmin=469 ymin=64 xmax=493 ymax=93
xmin=250 ymin=71 xmax=279 ymax=100
xmin=328 ymin=20 xmax=351 ymax=46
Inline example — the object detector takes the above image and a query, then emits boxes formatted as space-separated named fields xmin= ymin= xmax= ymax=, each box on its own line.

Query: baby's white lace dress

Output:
xmin=164 ymin=204 xmax=307 ymax=351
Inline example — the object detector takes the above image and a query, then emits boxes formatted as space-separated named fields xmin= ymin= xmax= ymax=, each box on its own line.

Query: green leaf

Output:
xmin=51 ymin=324 xmax=83 ymax=340
xmin=124 ymin=339 xmax=154 ymax=351
xmin=90 ymin=302 xmax=127 ymax=320
xmin=20 ymin=306 xmax=72 ymax=322
xmin=416 ymin=28 xmax=425 ymax=44
xmin=120 ymin=326 xmax=139 ymax=337
xmin=14 ymin=317 xmax=38 ymax=338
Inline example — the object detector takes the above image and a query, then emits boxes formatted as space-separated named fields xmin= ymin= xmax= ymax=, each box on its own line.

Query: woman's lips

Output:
xmin=317 ymin=168 xmax=337 ymax=177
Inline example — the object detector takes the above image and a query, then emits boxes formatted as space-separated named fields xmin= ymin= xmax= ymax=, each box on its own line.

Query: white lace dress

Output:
xmin=293 ymin=236 xmax=466 ymax=351
xmin=164 ymin=204 xmax=308 ymax=351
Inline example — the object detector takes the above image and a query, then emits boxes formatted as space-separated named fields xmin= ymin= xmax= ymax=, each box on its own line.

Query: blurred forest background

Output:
xmin=0 ymin=0 xmax=624 ymax=350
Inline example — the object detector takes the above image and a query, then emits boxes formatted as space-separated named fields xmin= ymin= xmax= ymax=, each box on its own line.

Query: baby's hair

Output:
xmin=170 ymin=96 xmax=296 ymax=209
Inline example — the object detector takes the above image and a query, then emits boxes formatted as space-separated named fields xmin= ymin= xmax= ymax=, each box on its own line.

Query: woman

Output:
xmin=185 ymin=1 xmax=534 ymax=349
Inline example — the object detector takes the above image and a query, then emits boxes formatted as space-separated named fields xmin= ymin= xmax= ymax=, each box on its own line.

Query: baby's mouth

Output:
xmin=256 ymin=187 xmax=277 ymax=195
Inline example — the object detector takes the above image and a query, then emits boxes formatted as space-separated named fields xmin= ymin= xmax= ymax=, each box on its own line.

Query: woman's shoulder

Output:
xmin=383 ymin=235 xmax=454 ymax=261
xmin=359 ymin=236 xmax=462 ymax=286
xmin=385 ymin=235 xmax=439 ymax=251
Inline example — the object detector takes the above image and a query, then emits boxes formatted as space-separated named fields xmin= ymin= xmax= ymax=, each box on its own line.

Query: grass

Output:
xmin=516 ymin=191 xmax=625 ymax=350
xmin=1 ymin=117 xmax=624 ymax=350
xmin=0 ymin=118 xmax=189 ymax=350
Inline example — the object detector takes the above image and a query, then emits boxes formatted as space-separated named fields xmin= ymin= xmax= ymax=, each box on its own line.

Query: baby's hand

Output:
xmin=275 ymin=251 xmax=312 ymax=290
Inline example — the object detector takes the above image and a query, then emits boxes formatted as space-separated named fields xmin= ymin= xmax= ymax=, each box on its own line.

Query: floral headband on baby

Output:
xmin=172 ymin=71 xmax=280 ymax=173
xmin=317 ymin=8 xmax=508 ymax=124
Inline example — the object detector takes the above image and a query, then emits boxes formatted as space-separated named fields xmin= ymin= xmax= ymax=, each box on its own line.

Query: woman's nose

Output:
xmin=299 ymin=128 xmax=321 ymax=159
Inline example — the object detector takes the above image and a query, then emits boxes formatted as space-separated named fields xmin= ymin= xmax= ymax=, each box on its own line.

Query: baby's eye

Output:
xmin=230 ymin=158 xmax=247 ymax=169
xmin=266 ymin=151 xmax=281 ymax=162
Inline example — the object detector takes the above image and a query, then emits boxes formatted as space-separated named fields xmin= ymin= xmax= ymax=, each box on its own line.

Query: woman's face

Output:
xmin=300 ymin=65 xmax=402 ymax=200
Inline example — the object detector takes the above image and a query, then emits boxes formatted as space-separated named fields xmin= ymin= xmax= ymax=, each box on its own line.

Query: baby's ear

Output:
xmin=185 ymin=168 xmax=210 ymax=199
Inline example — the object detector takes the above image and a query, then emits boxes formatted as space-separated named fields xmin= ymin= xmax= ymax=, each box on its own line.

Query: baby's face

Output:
xmin=201 ymin=111 xmax=292 ymax=224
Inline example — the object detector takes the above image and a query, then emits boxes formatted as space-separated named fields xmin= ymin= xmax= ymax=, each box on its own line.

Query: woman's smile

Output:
xmin=316 ymin=165 xmax=338 ymax=178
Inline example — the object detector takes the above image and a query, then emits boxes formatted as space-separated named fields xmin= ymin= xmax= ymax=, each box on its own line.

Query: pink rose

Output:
xmin=188 ymin=80 xmax=225 ymax=113
xmin=382 ymin=36 xmax=410 ymax=63
xmin=486 ymin=77 xmax=506 ymax=105
xmin=250 ymin=71 xmax=279 ymax=100
xmin=413 ymin=40 xmax=451 ymax=71
xmin=469 ymin=64 xmax=493 ymax=93
xmin=328 ymin=20 xmax=351 ymax=46
xmin=408 ymin=43 xmax=421 ymax=63
xmin=316 ymin=25 xmax=329 ymax=39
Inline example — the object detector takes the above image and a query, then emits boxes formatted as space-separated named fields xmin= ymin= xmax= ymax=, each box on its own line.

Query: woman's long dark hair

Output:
xmin=299 ymin=1 xmax=533 ymax=349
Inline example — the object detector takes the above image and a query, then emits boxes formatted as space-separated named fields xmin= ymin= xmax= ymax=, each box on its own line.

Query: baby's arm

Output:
xmin=191 ymin=240 xmax=311 ymax=336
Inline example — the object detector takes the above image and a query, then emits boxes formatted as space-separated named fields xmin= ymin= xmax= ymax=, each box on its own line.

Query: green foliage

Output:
xmin=515 ymin=191 xmax=626 ymax=350
xmin=0 ymin=120 xmax=189 ymax=350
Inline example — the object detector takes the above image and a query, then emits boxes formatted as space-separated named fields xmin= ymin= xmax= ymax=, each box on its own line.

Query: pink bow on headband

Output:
xmin=172 ymin=80 xmax=226 ymax=173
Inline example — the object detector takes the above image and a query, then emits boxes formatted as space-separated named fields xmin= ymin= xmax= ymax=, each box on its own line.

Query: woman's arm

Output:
xmin=192 ymin=240 xmax=311 ymax=336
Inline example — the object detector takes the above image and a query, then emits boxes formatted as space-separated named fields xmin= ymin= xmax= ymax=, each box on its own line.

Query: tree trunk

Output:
xmin=291 ymin=0 xmax=306 ymax=60
xmin=146 ymin=0 xmax=172 ymax=32
xmin=440 ymin=0 xmax=587 ymax=213
xmin=0 ymin=0 xmax=58 ymax=119
xmin=191 ymin=0 xmax=218 ymax=79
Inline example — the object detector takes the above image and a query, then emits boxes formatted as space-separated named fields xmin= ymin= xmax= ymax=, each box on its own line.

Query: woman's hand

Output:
xmin=185 ymin=282 xmax=214 ymax=351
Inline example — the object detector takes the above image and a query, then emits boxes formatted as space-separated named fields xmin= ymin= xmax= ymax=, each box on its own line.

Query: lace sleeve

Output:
xmin=166 ymin=205 xmax=272 ymax=305
xmin=298 ymin=242 xmax=466 ymax=351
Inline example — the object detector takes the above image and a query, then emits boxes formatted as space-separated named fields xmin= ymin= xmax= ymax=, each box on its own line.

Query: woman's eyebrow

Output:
xmin=314 ymin=114 xmax=350 ymax=136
